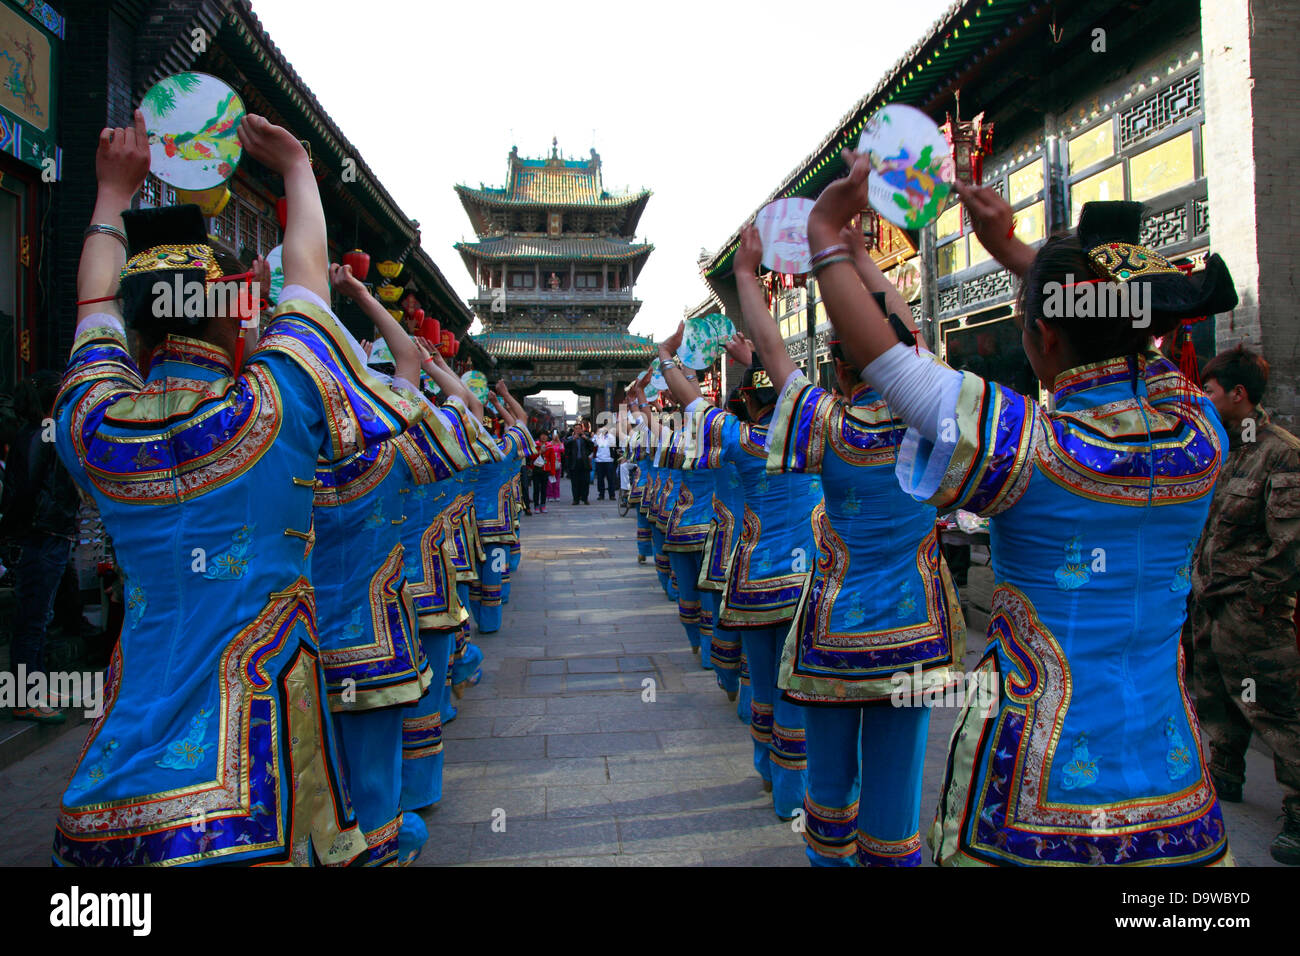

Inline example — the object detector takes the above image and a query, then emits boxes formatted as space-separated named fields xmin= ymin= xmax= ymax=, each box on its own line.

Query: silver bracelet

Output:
xmin=84 ymin=223 xmax=128 ymax=249
xmin=660 ymin=358 xmax=680 ymax=372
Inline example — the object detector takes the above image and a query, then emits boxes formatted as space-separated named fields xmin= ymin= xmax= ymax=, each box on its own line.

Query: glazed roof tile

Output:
xmin=456 ymin=236 xmax=653 ymax=263
xmin=475 ymin=331 xmax=657 ymax=361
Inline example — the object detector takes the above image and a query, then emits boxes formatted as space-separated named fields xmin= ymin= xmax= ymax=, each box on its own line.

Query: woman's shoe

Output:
xmin=12 ymin=706 xmax=66 ymax=725
xmin=725 ymin=690 xmax=738 ymax=703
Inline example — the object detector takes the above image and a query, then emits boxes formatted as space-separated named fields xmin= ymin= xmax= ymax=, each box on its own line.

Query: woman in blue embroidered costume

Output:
xmin=659 ymin=338 xmax=823 ymax=820
xmin=468 ymin=384 xmax=536 ymax=634
xmin=309 ymin=264 xmax=437 ymax=867
xmin=626 ymin=403 xmax=654 ymax=564
xmin=808 ymin=148 xmax=1240 ymax=866
xmin=648 ymin=414 xmax=682 ymax=602
xmin=659 ymin=390 xmax=719 ymax=669
xmin=389 ymin=352 xmax=489 ymax=851
xmin=54 ymin=113 xmax=422 ymax=866
xmin=734 ymin=223 xmax=966 ymax=866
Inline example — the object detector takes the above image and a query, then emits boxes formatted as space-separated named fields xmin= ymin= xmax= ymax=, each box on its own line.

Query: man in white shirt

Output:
xmin=594 ymin=426 xmax=616 ymax=501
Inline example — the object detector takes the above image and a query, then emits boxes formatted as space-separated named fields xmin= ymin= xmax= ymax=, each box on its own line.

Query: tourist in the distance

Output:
xmin=529 ymin=432 xmax=549 ymax=513
xmin=566 ymin=420 xmax=595 ymax=505
xmin=594 ymin=425 xmax=617 ymax=500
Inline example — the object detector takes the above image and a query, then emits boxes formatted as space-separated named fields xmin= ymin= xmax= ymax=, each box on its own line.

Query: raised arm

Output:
xmin=842 ymin=217 xmax=913 ymax=329
xmin=495 ymin=380 xmax=527 ymax=423
xmin=77 ymin=110 xmax=151 ymax=324
xmin=952 ymin=181 xmax=1036 ymax=280
xmin=733 ymin=224 xmax=796 ymax=388
xmin=805 ymin=151 xmax=905 ymax=371
xmin=238 ymin=115 xmax=329 ymax=302
xmin=658 ymin=322 xmax=703 ymax=408
xmin=330 ymin=262 xmax=418 ymax=384
xmin=487 ymin=391 xmax=516 ymax=428
xmin=420 ymin=344 xmax=483 ymax=419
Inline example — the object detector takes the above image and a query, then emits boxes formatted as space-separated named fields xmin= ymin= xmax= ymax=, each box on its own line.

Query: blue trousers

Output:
xmin=708 ymin=590 xmax=742 ymax=695
xmin=738 ymin=653 xmax=752 ymax=724
xmin=10 ymin=534 xmax=73 ymax=678
xmin=667 ymin=550 xmax=706 ymax=664
xmin=635 ymin=508 xmax=653 ymax=557
xmin=650 ymin=526 xmax=676 ymax=600
xmin=741 ymin=625 xmax=807 ymax=819
xmin=336 ymin=707 xmax=405 ymax=866
xmin=503 ymin=539 xmax=521 ymax=603
xmin=401 ymin=629 xmax=454 ymax=810
xmin=803 ymin=704 xmax=930 ymax=867
xmin=470 ymin=543 xmax=508 ymax=634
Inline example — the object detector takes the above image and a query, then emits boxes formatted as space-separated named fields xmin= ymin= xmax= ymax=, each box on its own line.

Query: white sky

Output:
xmin=252 ymin=0 xmax=955 ymax=411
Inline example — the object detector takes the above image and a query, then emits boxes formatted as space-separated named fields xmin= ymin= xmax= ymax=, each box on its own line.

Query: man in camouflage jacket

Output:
xmin=1190 ymin=346 xmax=1300 ymax=865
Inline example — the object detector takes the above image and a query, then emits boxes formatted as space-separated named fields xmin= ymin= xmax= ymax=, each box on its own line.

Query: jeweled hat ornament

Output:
xmin=116 ymin=204 xmax=242 ymax=333
xmin=1075 ymin=201 xmax=1237 ymax=320
xmin=1076 ymin=201 xmax=1238 ymax=385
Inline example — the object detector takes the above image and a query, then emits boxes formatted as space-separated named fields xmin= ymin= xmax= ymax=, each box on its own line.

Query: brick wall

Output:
xmin=1201 ymin=0 xmax=1300 ymax=427
xmin=49 ymin=2 xmax=138 ymax=363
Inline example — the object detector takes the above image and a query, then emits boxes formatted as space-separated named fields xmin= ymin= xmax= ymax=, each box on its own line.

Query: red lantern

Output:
xmin=275 ymin=197 xmax=288 ymax=229
xmin=343 ymin=249 xmax=370 ymax=281
xmin=439 ymin=330 xmax=455 ymax=357
xmin=941 ymin=90 xmax=995 ymax=186
xmin=421 ymin=316 xmax=441 ymax=344
xmin=450 ymin=335 xmax=460 ymax=357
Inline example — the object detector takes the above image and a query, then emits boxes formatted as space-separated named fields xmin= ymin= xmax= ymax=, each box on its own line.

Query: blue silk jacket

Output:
xmin=473 ymin=424 xmax=535 ymax=546
xmin=393 ymin=400 xmax=479 ymax=630
xmin=313 ymin=440 xmax=430 ymax=711
xmin=697 ymin=461 xmax=744 ymax=593
xmin=53 ymin=297 xmax=421 ymax=866
xmin=651 ymin=432 xmax=681 ymax=533
xmin=683 ymin=406 xmax=822 ymax=629
xmin=627 ymin=417 xmax=651 ymax=505
xmin=663 ymin=428 xmax=716 ymax=553
xmin=766 ymin=375 xmax=965 ymax=703
xmin=904 ymin=353 xmax=1230 ymax=867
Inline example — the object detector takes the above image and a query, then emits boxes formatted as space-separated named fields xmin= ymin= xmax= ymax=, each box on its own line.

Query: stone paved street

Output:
xmin=0 ymin=481 xmax=1289 ymax=866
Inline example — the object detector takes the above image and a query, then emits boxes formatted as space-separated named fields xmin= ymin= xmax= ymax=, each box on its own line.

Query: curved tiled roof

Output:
xmin=456 ymin=183 xmax=650 ymax=210
xmin=475 ymin=332 xmax=657 ymax=361
xmin=456 ymin=236 xmax=654 ymax=263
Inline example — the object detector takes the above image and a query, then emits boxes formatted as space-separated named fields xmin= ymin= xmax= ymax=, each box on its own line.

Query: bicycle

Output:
xmin=617 ymin=464 xmax=639 ymax=517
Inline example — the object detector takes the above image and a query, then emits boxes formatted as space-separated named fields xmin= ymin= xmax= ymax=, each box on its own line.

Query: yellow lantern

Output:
xmin=385 ymin=307 xmax=403 ymax=321
xmin=176 ymin=185 xmax=231 ymax=218
xmin=377 ymin=260 xmax=404 ymax=280
xmin=376 ymin=283 xmax=403 ymax=303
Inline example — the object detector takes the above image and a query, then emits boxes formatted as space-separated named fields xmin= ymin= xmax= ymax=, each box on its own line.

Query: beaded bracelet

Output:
xmin=809 ymin=254 xmax=854 ymax=277
xmin=808 ymin=243 xmax=850 ymax=267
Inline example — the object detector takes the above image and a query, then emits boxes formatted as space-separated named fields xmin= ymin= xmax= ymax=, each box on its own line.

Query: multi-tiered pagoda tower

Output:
xmin=455 ymin=140 xmax=656 ymax=417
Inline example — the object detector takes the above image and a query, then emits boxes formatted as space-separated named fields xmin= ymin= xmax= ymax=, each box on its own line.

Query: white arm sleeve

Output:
xmin=861 ymin=343 xmax=963 ymax=443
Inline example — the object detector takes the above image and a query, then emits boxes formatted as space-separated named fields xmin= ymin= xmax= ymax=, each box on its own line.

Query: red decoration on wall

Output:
xmin=275 ymin=197 xmax=288 ymax=229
